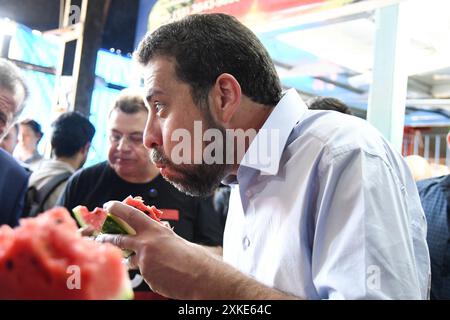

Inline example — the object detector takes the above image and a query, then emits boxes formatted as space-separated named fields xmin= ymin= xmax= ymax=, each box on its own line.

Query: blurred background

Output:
xmin=1 ymin=0 xmax=449 ymax=173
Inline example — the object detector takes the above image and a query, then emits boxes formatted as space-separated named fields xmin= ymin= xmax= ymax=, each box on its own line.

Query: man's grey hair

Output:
xmin=108 ymin=88 xmax=147 ymax=118
xmin=0 ymin=58 xmax=29 ymax=113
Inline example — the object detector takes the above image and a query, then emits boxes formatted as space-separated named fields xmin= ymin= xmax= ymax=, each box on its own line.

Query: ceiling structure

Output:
xmin=253 ymin=0 xmax=450 ymax=120
xmin=2 ymin=0 xmax=449 ymax=124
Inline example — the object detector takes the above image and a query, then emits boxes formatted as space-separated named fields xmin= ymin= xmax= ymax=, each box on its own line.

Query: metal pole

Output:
xmin=366 ymin=3 xmax=409 ymax=152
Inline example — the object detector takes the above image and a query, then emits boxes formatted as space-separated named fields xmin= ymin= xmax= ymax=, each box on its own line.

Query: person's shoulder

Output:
xmin=417 ymin=175 xmax=448 ymax=194
xmin=290 ymin=111 xmax=384 ymax=158
xmin=76 ymin=161 xmax=108 ymax=176
xmin=0 ymin=149 xmax=29 ymax=179
xmin=69 ymin=161 xmax=109 ymax=183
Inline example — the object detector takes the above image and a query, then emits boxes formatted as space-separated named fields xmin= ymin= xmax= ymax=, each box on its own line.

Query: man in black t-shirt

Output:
xmin=57 ymin=89 xmax=224 ymax=297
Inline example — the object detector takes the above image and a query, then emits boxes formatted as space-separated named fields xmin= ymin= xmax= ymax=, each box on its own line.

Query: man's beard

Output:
xmin=150 ymin=143 xmax=229 ymax=197
xmin=150 ymin=114 xmax=232 ymax=196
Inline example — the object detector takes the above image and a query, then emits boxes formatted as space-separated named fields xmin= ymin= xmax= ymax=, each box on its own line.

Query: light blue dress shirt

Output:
xmin=223 ymin=89 xmax=430 ymax=299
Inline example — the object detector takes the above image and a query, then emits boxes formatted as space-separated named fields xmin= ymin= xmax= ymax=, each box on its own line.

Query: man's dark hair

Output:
xmin=0 ymin=58 xmax=29 ymax=115
xmin=12 ymin=123 xmax=19 ymax=135
xmin=20 ymin=119 xmax=43 ymax=141
xmin=51 ymin=111 xmax=95 ymax=158
xmin=308 ymin=97 xmax=353 ymax=115
xmin=135 ymin=13 xmax=282 ymax=109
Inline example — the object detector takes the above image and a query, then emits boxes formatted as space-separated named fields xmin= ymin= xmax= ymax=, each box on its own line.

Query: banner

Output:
xmin=148 ymin=0 xmax=357 ymax=32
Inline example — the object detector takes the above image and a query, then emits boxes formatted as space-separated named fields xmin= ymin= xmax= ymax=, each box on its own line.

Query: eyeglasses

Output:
xmin=109 ymin=132 xmax=144 ymax=146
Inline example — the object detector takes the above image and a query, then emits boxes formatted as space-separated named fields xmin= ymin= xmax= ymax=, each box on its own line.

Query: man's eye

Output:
xmin=154 ymin=102 xmax=165 ymax=114
xmin=110 ymin=134 xmax=121 ymax=142
xmin=130 ymin=134 xmax=143 ymax=144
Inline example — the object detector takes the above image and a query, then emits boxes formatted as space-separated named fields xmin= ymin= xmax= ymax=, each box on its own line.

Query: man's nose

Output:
xmin=117 ymin=136 xmax=132 ymax=151
xmin=143 ymin=114 xmax=162 ymax=150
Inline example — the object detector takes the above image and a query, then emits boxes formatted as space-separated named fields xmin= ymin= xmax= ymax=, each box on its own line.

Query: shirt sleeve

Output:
xmin=312 ymin=148 xmax=425 ymax=299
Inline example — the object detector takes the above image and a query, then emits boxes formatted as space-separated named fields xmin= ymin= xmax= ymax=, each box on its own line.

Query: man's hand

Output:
xmin=77 ymin=225 xmax=96 ymax=237
xmin=96 ymin=201 xmax=299 ymax=300
xmin=96 ymin=200 xmax=217 ymax=299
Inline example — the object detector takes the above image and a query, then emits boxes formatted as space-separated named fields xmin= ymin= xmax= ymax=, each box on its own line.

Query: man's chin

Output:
xmin=114 ymin=165 xmax=138 ymax=178
xmin=168 ymin=179 xmax=216 ymax=197
xmin=161 ymin=171 xmax=221 ymax=197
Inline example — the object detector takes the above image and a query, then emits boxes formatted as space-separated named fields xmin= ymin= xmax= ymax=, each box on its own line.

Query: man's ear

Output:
xmin=210 ymin=73 xmax=241 ymax=125
xmin=82 ymin=142 xmax=91 ymax=155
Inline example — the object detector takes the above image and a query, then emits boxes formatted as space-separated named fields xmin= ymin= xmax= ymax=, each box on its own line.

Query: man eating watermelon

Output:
xmin=57 ymin=89 xmax=224 ymax=299
xmin=98 ymin=14 xmax=429 ymax=300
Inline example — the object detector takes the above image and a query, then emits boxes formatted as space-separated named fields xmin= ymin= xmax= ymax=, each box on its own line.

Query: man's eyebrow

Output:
xmin=145 ymin=89 xmax=165 ymax=101
xmin=110 ymin=129 xmax=143 ymax=136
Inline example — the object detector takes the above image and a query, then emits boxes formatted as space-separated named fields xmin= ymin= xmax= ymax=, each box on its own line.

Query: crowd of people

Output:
xmin=0 ymin=13 xmax=449 ymax=299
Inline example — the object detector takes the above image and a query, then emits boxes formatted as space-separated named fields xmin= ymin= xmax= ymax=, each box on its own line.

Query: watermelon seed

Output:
xmin=5 ymin=259 xmax=14 ymax=271
xmin=55 ymin=219 xmax=63 ymax=224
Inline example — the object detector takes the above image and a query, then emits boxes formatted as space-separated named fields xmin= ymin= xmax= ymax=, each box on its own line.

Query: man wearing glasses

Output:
xmin=0 ymin=58 xmax=29 ymax=227
xmin=57 ymin=89 xmax=224 ymax=299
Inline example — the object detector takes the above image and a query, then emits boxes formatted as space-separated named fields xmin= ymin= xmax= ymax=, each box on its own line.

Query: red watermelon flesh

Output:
xmin=72 ymin=206 xmax=107 ymax=234
xmin=73 ymin=196 xmax=164 ymax=237
xmin=0 ymin=207 xmax=133 ymax=300
xmin=123 ymin=196 xmax=163 ymax=222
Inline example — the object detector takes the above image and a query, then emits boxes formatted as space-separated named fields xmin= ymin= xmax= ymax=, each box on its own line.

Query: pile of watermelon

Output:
xmin=73 ymin=196 xmax=163 ymax=236
xmin=0 ymin=207 xmax=133 ymax=300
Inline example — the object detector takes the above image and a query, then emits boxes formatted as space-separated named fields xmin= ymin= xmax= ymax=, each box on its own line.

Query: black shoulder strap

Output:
xmin=39 ymin=171 xmax=73 ymax=203
xmin=28 ymin=171 xmax=72 ymax=217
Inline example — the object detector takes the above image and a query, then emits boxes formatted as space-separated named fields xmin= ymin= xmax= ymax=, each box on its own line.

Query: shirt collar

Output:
xmin=238 ymin=88 xmax=307 ymax=175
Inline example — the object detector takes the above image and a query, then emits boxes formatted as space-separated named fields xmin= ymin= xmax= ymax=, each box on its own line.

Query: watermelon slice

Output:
xmin=73 ymin=196 xmax=163 ymax=236
xmin=72 ymin=196 xmax=164 ymax=257
xmin=0 ymin=207 xmax=134 ymax=300
xmin=123 ymin=196 xmax=163 ymax=222
xmin=72 ymin=206 xmax=107 ymax=235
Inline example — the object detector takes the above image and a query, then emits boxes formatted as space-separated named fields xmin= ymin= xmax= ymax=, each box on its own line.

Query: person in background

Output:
xmin=57 ymin=89 xmax=224 ymax=298
xmin=0 ymin=58 xmax=29 ymax=226
xmin=0 ymin=123 xmax=19 ymax=154
xmin=14 ymin=119 xmax=44 ymax=171
xmin=27 ymin=112 xmax=95 ymax=213
xmin=307 ymin=96 xmax=353 ymax=115
xmin=405 ymin=155 xmax=433 ymax=181
xmin=417 ymin=131 xmax=450 ymax=299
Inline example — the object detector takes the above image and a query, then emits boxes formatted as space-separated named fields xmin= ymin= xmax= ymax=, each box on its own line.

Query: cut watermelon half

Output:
xmin=72 ymin=196 xmax=164 ymax=257
xmin=73 ymin=196 xmax=163 ymax=236
xmin=0 ymin=207 xmax=133 ymax=300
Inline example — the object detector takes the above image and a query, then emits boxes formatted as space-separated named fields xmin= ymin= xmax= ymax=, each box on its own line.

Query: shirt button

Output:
xmin=246 ymin=190 xmax=252 ymax=198
xmin=242 ymin=236 xmax=251 ymax=250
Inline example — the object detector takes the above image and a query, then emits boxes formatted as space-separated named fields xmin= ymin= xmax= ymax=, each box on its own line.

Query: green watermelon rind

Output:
xmin=101 ymin=214 xmax=136 ymax=258
xmin=72 ymin=205 xmax=87 ymax=227
xmin=101 ymin=214 xmax=136 ymax=235
xmin=72 ymin=206 xmax=102 ymax=236
xmin=72 ymin=208 xmax=136 ymax=258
